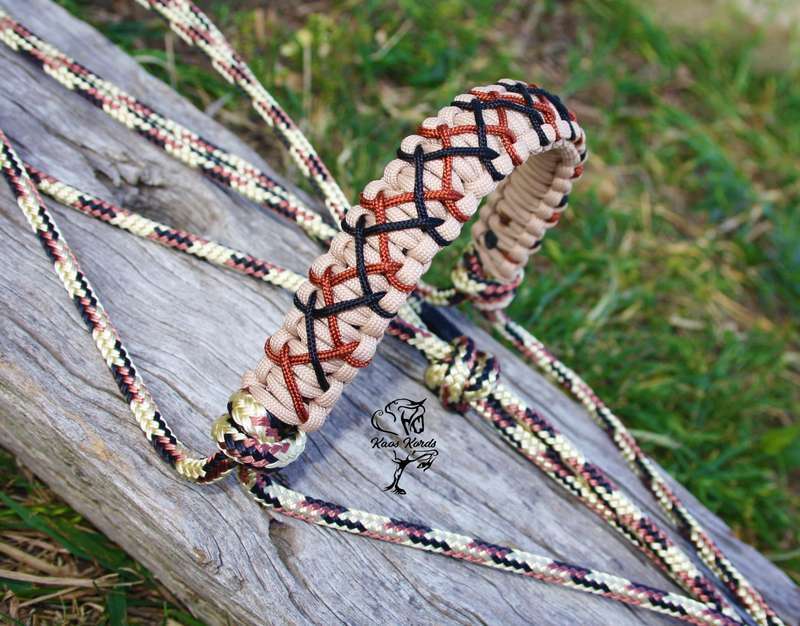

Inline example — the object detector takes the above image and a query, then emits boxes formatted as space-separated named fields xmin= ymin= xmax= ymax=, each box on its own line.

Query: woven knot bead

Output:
xmin=451 ymin=247 xmax=523 ymax=311
xmin=425 ymin=336 xmax=501 ymax=412
xmin=211 ymin=390 xmax=306 ymax=475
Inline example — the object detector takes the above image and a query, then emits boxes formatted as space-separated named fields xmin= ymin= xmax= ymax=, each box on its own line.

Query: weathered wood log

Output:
xmin=0 ymin=1 xmax=796 ymax=624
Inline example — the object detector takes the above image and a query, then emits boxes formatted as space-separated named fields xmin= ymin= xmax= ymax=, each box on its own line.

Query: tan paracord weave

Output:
xmin=244 ymin=82 xmax=586 ymax=431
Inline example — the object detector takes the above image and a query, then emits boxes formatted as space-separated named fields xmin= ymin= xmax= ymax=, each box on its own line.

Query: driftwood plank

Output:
xmin=0 ymin=1 xmax=797 ymax=624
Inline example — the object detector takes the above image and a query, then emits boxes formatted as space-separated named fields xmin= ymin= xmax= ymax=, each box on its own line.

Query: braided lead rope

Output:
xmin=26 ymin=165 xmax=307 ymax=294
xmin=486 ymin=309 xmax=783 ymax=626
xmin=415 ymin=272 xmax=783 ymax=626
xmin=16 ymin=46 xmax=744 ymax=611
xmin=392 ymin=314 xmax=687 ymax=567
xmin=0 ymin=127 xmax=240 ymax=484
xmin=0 ymin=9 xmax=337 ymax=245
xmin=403 ymin=311 xmax=735 ymax=618
xmin=23 ymin=158 xmax=738 ymax=619
xmin=132 ymin=0 xmax=350 ymax=224
xmin=244 ymin=82 xmax=586 ymax=432
xmin=16 ymin=58 xmax=765 ymax=620
xmin=1 ymin=131 xmax=742 ymax=626
xmin=243 ymin=467 xmax=742 ymax=626
xmin=410 ymin=255 xmax=784 ymax=626
xmin=0 ymin=7 xmax=782 ymax=621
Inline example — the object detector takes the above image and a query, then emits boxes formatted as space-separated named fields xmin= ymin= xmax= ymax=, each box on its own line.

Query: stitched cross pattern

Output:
xmin=254 ymin=81 xmax=586 ymax=431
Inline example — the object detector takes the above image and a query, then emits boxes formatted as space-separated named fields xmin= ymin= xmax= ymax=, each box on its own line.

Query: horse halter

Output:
xmin=0 ymin=3 xmax=785 ymax=625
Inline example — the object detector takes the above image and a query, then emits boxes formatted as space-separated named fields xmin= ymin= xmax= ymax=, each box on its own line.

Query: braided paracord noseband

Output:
xmin=0 ymin=3 xmax=788 ymax=624
xmin=244 ymin=81 xmax=585 ymax=432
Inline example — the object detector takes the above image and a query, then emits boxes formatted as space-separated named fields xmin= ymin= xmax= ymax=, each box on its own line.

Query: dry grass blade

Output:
xmin=17 ymin=585 xmax=82 ymax=608
xmin=0 ymin=539 xmax=68 ymax=577
xmin=0 ymin=570 xmax=118 ymax=588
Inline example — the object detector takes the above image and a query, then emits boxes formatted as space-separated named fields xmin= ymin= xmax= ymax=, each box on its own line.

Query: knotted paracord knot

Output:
xmin=211 ymin=390 xmax=306 ymax=474
xmin=425 ymin=336 xmax=501 ymax=412
xmin=451 ymin=246 xmax=523 ymax=311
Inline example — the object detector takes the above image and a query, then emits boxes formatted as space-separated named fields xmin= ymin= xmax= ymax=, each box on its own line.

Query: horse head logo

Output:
xmin=370 ymin=398 xmax=427 ymax=436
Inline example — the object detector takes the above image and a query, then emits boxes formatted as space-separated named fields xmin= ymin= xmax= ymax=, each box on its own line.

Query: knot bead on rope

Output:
xmin=243 ymin=80 xmax=586 ymax=432
xmin=211 ymin=390 xmax=306 ymax=474
xmin=425 ymin=336 xmax=501 ymax=412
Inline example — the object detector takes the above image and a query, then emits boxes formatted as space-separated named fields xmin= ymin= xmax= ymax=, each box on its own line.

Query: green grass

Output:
xmin=3 ymin=0 xmax=799 ymax=620
xmin=0 ymin=450 xmax=193 ymax=624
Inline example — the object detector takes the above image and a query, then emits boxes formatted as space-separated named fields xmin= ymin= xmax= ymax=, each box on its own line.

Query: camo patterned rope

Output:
xmin=132 ymin=0 xmax=350 ymax=224
xmin=486 ymin=308 xmax=783 ymax=626
xmin=0 ymin=9 xmax=337 ymax=245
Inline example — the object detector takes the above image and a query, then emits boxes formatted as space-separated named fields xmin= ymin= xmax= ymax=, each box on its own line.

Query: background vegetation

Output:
xmin=1 ymin=0 xmax=798 ymax=623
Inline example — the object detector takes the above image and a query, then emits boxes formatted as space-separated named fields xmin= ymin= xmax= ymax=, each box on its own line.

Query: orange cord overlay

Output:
xmin=245 ymin=81 xmax=585 ymax=432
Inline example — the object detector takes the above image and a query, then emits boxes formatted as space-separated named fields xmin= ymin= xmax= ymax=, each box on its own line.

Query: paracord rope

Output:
xmin=0 ymin=128 xmax=743 ymax=626
xmin=485 ymin=308 xmax=781 ymax=626
xmin=131 ymin=0 xmax=350 ymax=224
xmin=0 ymin=4 xmax=785 ymax=624
xmin=243 ymin=465 xmax=743 ymax=626
xmin=0 ymin=130 xmax=240 ymax=484
xmin=407 ymin=302 xmax=735 ymax=619
xmin=27 ymin=162 xmax=749 ymax=620
xmin=243 ymin=81 xmax=586 ymax=432
xmin=26 ymin=164 xmax=307 ymax=295
xmin=0 ymin=9 xmax=337 ymax=246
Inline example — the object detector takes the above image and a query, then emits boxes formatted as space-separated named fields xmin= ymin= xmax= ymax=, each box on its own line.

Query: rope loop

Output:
xmin=425 ymin=336 xmax=501 ymax=412
xmin=211 ymin=389 xmax=306 ymax=474
xmin=451 ymin=246 xmax=523 ymax=310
